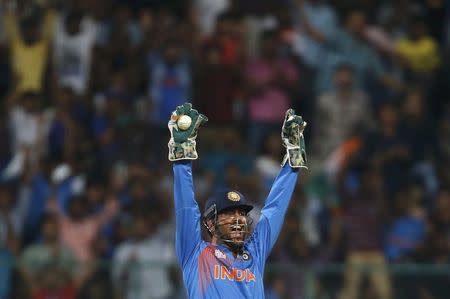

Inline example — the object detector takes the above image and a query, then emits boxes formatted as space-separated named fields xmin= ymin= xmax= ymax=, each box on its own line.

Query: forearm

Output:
xmin=263 ymin=108 xmax=306 ymax=230
xmin=173 ymin=161 xmax=198 ymax=211
xmin=173 ymin=161 xmax=202 ymax=263
xmin=260 ymin=164 xmax=300 ymax=244
xmin=296 ymin=0 xmax=327 ymax=44
xmin=96 ymin=199 xmax=119 ymax=227
xmin=302 ymin=21 xmax=327 ymax=44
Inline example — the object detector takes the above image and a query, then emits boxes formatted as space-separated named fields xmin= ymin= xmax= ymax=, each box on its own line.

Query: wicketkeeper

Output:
xmin=169 ymin=103 xmax=307 ymax=298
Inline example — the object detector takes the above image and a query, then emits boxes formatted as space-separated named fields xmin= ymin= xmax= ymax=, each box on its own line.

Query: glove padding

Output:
xmin=281 ymin=109 xmax=308 ymax=169
xmin=168 ymin=103 xmax=208 ymax=161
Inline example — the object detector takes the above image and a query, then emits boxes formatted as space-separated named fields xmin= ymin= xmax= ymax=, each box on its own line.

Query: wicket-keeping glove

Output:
xmin=281 ymin=109 xmax=308 ymax=169
xmin=168 ymin=103 xmax=208 ymax=161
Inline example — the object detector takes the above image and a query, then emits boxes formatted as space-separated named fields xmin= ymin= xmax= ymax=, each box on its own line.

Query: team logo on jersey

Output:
xmin=214 ymin=265 xmax=256 ymax=282
xmin=227 ymin=191 xmax=240 ymax=202
xmin=242 ymin=252 xmax=251 ymax=261
xmin=215 ymin=249 xmax=227 ymax=260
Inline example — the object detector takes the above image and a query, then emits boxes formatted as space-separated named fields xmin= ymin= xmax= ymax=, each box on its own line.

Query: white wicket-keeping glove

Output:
xmin=168 ymin=103 xmax=208 ymax=161
xmin=281 ymin=109 xmax=308 ymax=169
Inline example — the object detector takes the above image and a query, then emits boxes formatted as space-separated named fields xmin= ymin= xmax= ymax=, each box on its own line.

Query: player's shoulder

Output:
xmin=244 ymin=228 xmax=262 ymax=253
xmin=246 ymin=216 xmax=272 ymax=247
xmin=191 ymin=239 xmax=210 ymax=258
xmin=199 ymin=240 xmax=210 ymax=250
xmin=178 ymin=239 xmax=207 ymax=267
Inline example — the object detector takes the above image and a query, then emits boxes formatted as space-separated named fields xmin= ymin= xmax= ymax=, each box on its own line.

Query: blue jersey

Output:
xmin=173 ymin=161 xmax=300 ymax=299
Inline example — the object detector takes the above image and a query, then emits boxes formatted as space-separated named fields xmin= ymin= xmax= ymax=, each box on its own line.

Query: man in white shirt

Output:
xmin=311 ymin=64 xmax=373 ymax=170
xmin=113 ymin=215 xmax=176 ymax=299
xmin=193 ymin=0 xmax=230 ymax=36
xmin=53 ymin=10 xmax=98 ymax=95
xmin=7 ymin=92 xmax=53 ymax=169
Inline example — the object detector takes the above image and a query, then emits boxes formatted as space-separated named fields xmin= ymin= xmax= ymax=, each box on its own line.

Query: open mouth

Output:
xmin=229 ymin=224 xmax=245 ymax=240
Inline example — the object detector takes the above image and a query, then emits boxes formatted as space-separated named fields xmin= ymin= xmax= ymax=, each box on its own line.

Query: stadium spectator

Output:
xmin=147 ymin=39 xmax=192 ymax=125
xmin=269 ymin=206 xmax=312 ymax=299
xmin=7 ymin=92 xmax=53 ymax=164
xmin=20 ymin=213 xmax=76 ymax=293
xmin=193 ymin=0 xmax=230 ymax=36
xmin=297 ymin=1 xmax=403 ymax=94
xmin=47 ymin=194 xmax=118 ymax=263
xmin=53 ymin=9 xmax=98 ymax=95
xmin=359 ymin=102 xmax=412 ymax=193
xmin=75 ymin=231 xmax=114 ymax=299
xmin=31 ymin=266 xmax=76 ymax=299
xmin=376 ymin=0 xmax=423 ymax=40
xmin=395 ymin=16 xmax=440 ymax=76
xmin=203 ymin=12 xmax=245 ymax=66
xmin=338 ymin=166 xmax=392 ymax=299
xmin=245 ymin=29 xmax=299 ymax=149
xmin=291 ymin=0 xmax=338 ymax=68
xmin=384 ymin=187 xmax=427 ymax=262
xmin=2 ymin=9 xmax=55 ymax=94
xmin=107 ymin=4 xmax=143 ymax=49
xmin=112 ymin=215 xmax=176 ymax=299
xmin=311 ymin=63 xmax=372 ymax=168
xmin=194 ymin=42 xmax=241 ymax=125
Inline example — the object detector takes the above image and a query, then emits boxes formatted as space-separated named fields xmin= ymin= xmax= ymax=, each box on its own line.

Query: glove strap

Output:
xmin=168 ymin=139 xmax=198 ymax=161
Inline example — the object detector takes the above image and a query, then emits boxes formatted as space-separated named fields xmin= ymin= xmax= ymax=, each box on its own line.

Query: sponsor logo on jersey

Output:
xmin=227 ymin=191 xmax=240 ymax=202
xmin=215 ymin=249 xmax=226 ymax=260
xmin=214 ymin=265 xmax=256 ymax=282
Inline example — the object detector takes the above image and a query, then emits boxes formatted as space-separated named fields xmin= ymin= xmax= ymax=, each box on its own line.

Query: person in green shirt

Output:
xmin=20 ymin=213 xmax=76 ymax=292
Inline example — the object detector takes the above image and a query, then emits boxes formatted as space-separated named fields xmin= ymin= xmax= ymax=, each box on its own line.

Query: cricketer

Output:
xmin=168 ymin=103 xmax=307 ymax=298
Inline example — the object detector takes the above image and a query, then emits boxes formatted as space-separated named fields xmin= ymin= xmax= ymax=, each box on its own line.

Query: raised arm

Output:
xmin=296 ymin=0 xmax=328 ymax=44
xmin=258 ymin=164 xmax=300 ymax=251
xmin=251 ymin=109 xmax=307 ymax=260
xmin=173 ymin=161 xmax=201 ymax=266
xmin=168 ymin=103 xmax=208 ymax=266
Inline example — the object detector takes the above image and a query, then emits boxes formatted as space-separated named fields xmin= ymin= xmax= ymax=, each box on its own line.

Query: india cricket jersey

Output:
xmin=173 ymin=161 xmax=300 ymax=299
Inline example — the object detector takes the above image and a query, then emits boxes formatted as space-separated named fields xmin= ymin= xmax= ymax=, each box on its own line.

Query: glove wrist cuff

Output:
xmin=281 ymin=148 xmax=308 ymax=169
xmin=168 ymin=139 xmax=199 ymax=161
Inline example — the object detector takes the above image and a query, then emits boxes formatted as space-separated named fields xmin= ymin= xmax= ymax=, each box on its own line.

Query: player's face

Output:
xmin=216 ymin=208 xmax=249 ymax=245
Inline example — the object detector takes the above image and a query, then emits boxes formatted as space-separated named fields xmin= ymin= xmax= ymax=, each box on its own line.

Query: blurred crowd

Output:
xmin=0 ymin=0 xmax=449 ymax=298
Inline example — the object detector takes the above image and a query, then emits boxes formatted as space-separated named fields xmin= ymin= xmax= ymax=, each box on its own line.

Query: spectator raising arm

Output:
xmin=296 ymin=0 xmax=328 ymax=44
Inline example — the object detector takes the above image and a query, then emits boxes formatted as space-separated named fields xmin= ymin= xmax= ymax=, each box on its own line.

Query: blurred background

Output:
xmin=0 ymin=0 xmax=448 ymax=298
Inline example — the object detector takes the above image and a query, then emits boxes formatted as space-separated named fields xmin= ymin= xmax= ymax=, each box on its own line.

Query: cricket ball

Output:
xmin=177 ymin=115 xmax=192 ymax=130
